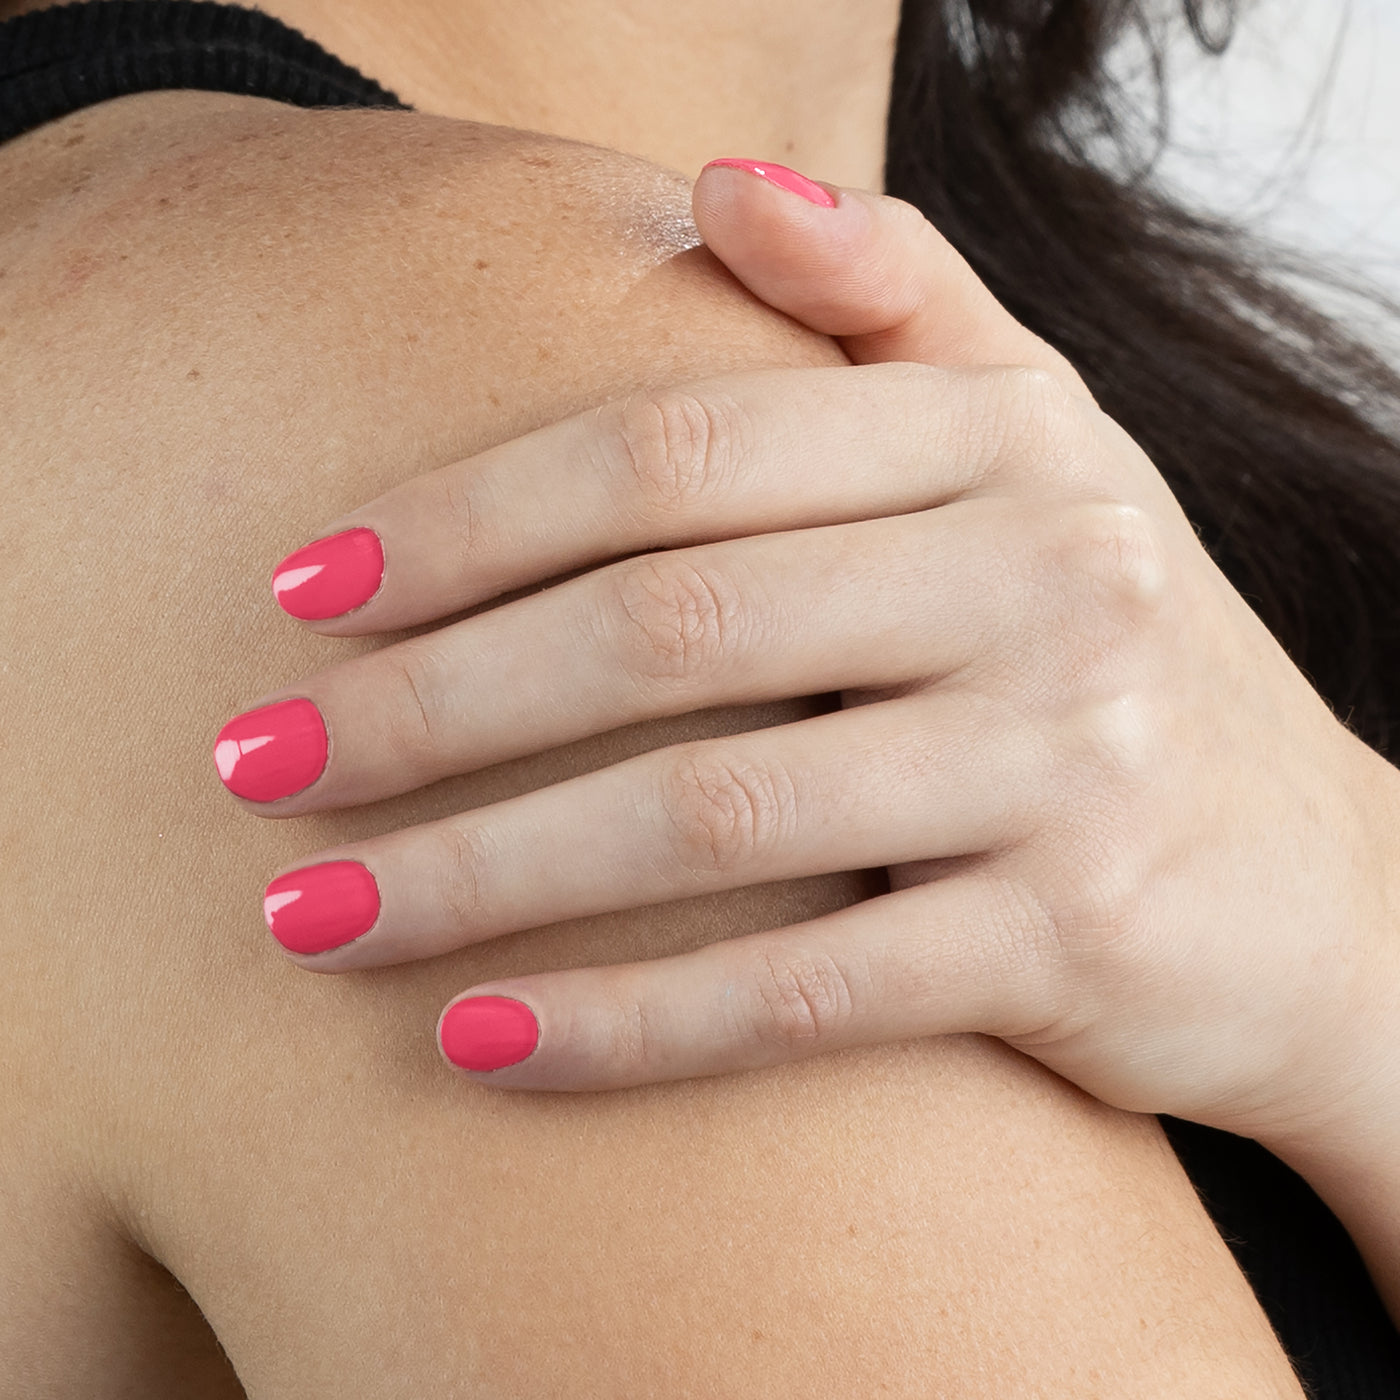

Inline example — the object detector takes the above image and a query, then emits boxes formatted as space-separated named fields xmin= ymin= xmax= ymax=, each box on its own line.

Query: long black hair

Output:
xmin=884 ymin=0 xmax=1400 ymax=760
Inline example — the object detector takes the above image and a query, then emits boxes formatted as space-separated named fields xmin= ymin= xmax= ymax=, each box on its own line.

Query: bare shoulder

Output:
xmin=0 ymin=89 xmax=838 ymax=529
xmin=0 ymin=93 xmax=1303 ymax=1399
xmin=0 ymin=90 xmax=855 ymax=1397
xmin=1 ymin=88 xmax=795 ymax=358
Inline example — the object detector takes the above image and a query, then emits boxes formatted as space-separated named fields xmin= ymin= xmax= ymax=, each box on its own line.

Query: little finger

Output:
xmin=432 ymin=868 xmax=1053 ymax=1090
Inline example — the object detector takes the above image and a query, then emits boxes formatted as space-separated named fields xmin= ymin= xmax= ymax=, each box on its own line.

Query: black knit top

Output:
xmin=0 ymin=0 xmax=406 ymax=143
xmin=2 ymin=3 xmax=1398 ymax=1394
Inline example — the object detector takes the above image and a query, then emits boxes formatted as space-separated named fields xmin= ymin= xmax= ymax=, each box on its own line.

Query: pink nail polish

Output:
xmin=272 ymin=527 xmax=385 ymax=621
xmin=264 ymin=860 xmax=380 ymax=954
xmin=702 ymin=158 xmax=837 ymax=208
xmin=213 ymin=697 xmax=328 ymax=802
xmin=439 ymin=996 xmax=540 ymax=1072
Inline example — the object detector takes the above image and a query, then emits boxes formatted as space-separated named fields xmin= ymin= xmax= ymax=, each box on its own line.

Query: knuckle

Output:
xmin=1066 ymin=692 xmax=1160 ymax=788
xmin=659 ymin=747 xmax=796 ymax=877
xmin=596 ymin=985 xmax=654 ymax=1071
xmin=997 ymin=363 xmax=1066 ymax=402
xmin=436 ymin=463 xmax=484 ymax=562
xmin=969 ymin=871 xmax=1077 ymax=1034
xmin=435 ymin=823 xmax=490 ymax=933
xmin=381 ymin=645 xmax=443 ymax=771
xmin=1040 ymin=694 xmax=1162 ymax=853
xmin=881 ymin=192 xmax=934 ymax=234
xmin=880 ymin=198 xmax=950 ymax=278
xmin=748 ymin=945 xmax=855 ymax=1053
xmin=1044 ymin=839 xmax=1151 ymax=969
xmin=607 ymin=386 xmax=748 ymax=519
xmin=608 ymin=554 xmax=746 ymax=689
xmin=980 ymin=364 xmax=1094 ymax=486
xmin=626 ymin=997 xmax=658 ymax=1070
xmin=1045 ymin=500 xmax=1170 ymax=620
xmin=1030 ymin=758 xmax=1157 ymax=966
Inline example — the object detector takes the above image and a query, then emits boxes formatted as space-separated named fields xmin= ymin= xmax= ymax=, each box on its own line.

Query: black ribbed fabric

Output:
xmin=2 ymin=4 xmax=1399 ymax=1394
xmin=0 ymin=0 xmax=408 ymax=144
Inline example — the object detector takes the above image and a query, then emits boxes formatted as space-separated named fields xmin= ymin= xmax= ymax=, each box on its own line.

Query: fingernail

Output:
xmin=702 ymin=158 xmax=837 ymax=208
xmin=264 ymin=860 xmax=380 ymax=954
xmin=272 ymin=527 xmax=385 ymax=621
xmin=439 ymin=996 xmax=540 ymax=1072
xmin=213 ymin=697 xmax=328 ymax=802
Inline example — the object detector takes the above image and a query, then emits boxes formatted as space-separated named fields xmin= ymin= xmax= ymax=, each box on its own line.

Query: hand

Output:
xmin=215 ymin=159 xmax=1400 ymax=1140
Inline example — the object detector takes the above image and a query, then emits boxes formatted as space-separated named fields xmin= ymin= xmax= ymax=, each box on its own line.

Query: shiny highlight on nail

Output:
xmin=213 ymin=697 xmax=328 ymax=802
xmin=272 ymin=527 xmax=385 ymax=620
xmin=264 ymin=860 xmax=380 ymax=955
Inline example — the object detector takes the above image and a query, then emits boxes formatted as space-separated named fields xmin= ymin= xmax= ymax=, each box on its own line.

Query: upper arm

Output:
xmin=0 ymin=92 xmax=1304 ymax=1397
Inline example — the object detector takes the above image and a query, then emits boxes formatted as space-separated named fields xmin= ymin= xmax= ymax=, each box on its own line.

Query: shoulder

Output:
xmin=1 ymin=89 xmax=842 ymax=449
xmin=3 ymin=90 xmax=711 ymax=294
xmin=0 ymin=85 xmax=855 ymax=1387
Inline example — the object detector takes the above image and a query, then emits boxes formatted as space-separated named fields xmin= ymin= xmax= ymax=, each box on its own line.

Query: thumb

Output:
xmin=693 ymin=158 xmax=1089 ymax=397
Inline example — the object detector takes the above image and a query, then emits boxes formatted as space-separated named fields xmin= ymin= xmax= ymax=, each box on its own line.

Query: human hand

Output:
xmin=215 ymin=158 xmax=1400 ymax=1143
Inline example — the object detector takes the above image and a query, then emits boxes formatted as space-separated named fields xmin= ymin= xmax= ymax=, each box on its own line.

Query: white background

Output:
xmin=1100 ymin=0 xmax=1400 ymax=360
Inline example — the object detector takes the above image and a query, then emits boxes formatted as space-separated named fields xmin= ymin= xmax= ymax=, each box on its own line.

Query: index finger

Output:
xmin=267 ymin=359 xmax=1084 ymax=634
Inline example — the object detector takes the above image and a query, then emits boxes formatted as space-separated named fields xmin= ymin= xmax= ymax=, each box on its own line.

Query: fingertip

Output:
xmin=693 ymin=160 xmax=854 ymax=246
xmin=212 ymin=696 xmax=329 ymax=805
xmin=263 ymin=859 xmax=381 ymax=957
xmin=271 ymin=526 xmax=385 ymax=623
xmin=438 ymin=993 xmax=542 ymax=1075
xmin=698 ymin=158 xmax=838 ymax=209
xmin=694 ymin=161 xmax=874 ymax=267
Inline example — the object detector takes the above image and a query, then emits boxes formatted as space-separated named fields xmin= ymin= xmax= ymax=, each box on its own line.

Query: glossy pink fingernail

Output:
xmin=272 ymin=527 xmax=385 ymax=620
xmin=264 ymin=860 xmax=380 ymax=954
xmin=213 ymin=697 xmax=328 ymax=802
xmin=440 ymin=996 xmax=540 ymax=1072
xmin=702 ymin=158 xmax=837 ymax=208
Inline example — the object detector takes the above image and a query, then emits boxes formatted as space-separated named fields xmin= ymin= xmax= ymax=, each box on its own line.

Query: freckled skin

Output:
xmin=0 ymin=90 xmax=1307 ymax=1398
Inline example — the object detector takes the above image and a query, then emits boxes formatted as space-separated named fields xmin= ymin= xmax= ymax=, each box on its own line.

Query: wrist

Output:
xmin=1254 ymin=761 xmax=1400 ymax=1324
xmin=1260 ymin=1099 xmax=1400 ymax=1326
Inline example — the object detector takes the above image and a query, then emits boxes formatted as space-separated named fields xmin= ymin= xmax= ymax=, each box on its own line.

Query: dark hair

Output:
xmin=884 ymin=0 xmax=1400 ymax=760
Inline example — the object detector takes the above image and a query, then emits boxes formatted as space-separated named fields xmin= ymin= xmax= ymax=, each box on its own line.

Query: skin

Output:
xmin=236 ymin=166 xmax=1400 ymax=1323
xmin=143 ymin=0 xmax=1397 ymax=1321
xmin=0 ymin=80 xmax=1311 ymax=1396
xmin=0 ymin=0 xmax=901 ymax=191
xmin=5 ymin=0 xmax=1394 ymax=1383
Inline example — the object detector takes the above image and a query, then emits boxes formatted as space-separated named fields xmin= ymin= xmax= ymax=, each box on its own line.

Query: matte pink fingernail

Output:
xmin=702 ymin=158 xmax=837 ymax=208
xmin=272 ymin=527 xmax=385 ymax=620
xmin=440 ymin=996 xmax=540 ymax=1071
xmin=213 ymin=697 xmax=328 ymax=802
xmin=264 ymin=860 xmax=380 ymax=954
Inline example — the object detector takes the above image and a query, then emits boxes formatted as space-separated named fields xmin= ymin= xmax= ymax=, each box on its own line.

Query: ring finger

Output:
xmin=262 ymin=686 xmax=1039 ymax=969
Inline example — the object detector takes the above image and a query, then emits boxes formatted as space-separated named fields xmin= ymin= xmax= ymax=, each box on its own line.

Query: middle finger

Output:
xmin=214 ymin=495 xmax=1051 ymax=812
